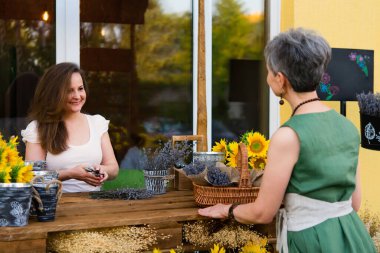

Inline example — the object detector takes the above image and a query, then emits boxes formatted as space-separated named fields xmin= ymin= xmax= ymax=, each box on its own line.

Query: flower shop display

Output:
xmin=357 ymin=92 xmax=380 ymax=150
xmin=0 ymin=135 xmax=34 ymax=227
xmin=175 ymin=131 xmax=269 ymax=206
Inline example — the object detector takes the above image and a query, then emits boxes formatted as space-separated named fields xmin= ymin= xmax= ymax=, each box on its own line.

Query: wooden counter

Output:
xmin=0 ymin=190 xmax=275 ymax=252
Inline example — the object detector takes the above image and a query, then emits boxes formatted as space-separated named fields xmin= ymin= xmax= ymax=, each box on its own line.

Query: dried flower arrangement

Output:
xmin=357 ymin=92 xmax=380 ymax=117
xmin=140 ymin=140 xmax=192 ymax=171
xmin=0 ymin=135 xmax=33 ymax=183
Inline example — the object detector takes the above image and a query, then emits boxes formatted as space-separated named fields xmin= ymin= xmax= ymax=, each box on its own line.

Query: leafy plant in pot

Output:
xmin=357 ymin=92 xmax=380 ymax=150
xmin=140 ymin=140 xmax=191 ymax=194
xmin=0 ymin=134 xmax=34 ymax=227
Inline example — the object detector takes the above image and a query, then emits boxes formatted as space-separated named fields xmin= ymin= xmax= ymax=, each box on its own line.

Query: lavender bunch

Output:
xmin=207 ymin=165 xmax=231 ymax=186
xmin=140 ymin=140 xmax=192 ymax=171
xmin=357 ymin=92 xmax=380 ymax=117
xmin=89 ymin=188 xmax=154 ymax=200
xmin=183 ymin=161 xmax=206 ymax=175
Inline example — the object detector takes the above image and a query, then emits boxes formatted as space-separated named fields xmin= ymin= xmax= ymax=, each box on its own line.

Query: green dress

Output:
xmin=282 ymin=110 xmax=376 ymax=253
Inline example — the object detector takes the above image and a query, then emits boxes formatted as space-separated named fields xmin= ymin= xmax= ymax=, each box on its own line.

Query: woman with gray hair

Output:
xmin=199 ymin=28 xmax=376 ymax=252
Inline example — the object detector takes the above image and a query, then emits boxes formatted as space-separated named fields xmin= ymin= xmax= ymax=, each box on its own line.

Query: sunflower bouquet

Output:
xmin=0 ymin=134 xmax=33 ymax=183
xmin=212 ymin=131 xmax=270 ymax=171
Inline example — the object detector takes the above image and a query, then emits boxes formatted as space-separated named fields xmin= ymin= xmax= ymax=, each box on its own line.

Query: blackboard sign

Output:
xmin=317 ymin=48 xmax=374 ymax=101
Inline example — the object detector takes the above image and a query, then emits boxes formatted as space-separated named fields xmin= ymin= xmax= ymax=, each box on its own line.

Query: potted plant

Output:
xmin=140 ymin=140 xmax=190 ymax=194
xmin=0 ymin=134 xmax=33 ymax=227
xmin=357 ymin=92 xmax=380 ymax=150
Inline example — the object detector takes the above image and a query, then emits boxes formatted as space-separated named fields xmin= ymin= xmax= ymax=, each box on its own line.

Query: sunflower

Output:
xmin=0 ymin=166 xmax=11 ymax=183
xmin=0 ymin=135 xmax=7 ymax=149
xmin=226 ymin=141 xmax=239 ymax=168
xmin=7 ymin=136 xmax=19 ymax=149
xmin=245 ymin=132 xmax=269 ymax=158
xmin=1 ymin=146 xmax=22 ymax=167
xmin=212 ymin=139 xmax=228 ymax=159
xmin=249 ymin=156 xmax=267 ymax=170
xmin=240 ymin=238 xmax=268 ymax=253
xmin=0 ymin=135 xmax=32 ymax=183
xmin=17 ymin=164 xmax=33 ymax=183
xmin=210 ymin=244 xmax=226 ymax=253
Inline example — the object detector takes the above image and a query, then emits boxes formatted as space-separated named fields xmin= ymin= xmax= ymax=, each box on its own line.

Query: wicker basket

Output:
xmin=193 ymin=143 xmax=260 ymax=207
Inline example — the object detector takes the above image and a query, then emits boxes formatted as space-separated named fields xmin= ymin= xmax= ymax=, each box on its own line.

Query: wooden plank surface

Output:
xmin=0 ymin=190 xmax=276 ymax=252
xmin=0 ymin=190 xmax=203 ymax=242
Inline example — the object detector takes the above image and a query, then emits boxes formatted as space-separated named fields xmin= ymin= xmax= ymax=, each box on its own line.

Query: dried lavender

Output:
xmin=357 ymin=92 xmax=380 ymax=117
xmin=140 ymin=140 xmax=193 ymax=171
xmin=207 ymin=165 xmax=231 ymax=186
xmin=183 ymin=161 xmax=206 ymax=175
xmin=89 ymin=188 xmax=153 ymax=200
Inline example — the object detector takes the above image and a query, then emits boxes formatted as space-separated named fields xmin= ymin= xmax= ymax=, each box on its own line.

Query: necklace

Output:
xmin=291 ymin=98 xmax=321 ymax=116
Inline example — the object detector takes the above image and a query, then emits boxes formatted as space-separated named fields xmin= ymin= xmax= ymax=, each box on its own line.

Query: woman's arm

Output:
xmin=25 ymin=142 xmax=47 ymax=161
xmin=352 ymin=162 xmax=361 ymax=212
xmin=198 ymin=127 xmax=300 ymax=224
xmin=97 ymin=132 xmax=119 ymax=181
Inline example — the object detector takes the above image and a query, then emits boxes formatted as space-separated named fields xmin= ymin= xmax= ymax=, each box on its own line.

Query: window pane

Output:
xmin=212 ymin=0 xmax=268 ymax=144
xmin=0 ymin=0 xmax=56 ymax=155
xmin=80 ymin=0 xmax=193 ymax=164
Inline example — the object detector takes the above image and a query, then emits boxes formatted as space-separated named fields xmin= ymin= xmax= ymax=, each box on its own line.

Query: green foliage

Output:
xmin=101 ymin=169 xmax=145 ymax=190
xmin=212 ymin=0 xmax=264 ymax=100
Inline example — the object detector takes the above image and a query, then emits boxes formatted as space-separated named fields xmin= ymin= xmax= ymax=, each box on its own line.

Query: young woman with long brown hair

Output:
xmin=22 ymin=62 xmax=119 ymax=193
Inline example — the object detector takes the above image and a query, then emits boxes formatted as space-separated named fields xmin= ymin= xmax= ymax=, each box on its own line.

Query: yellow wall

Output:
xmin=281 ymin=0 xmax=380 ymax=212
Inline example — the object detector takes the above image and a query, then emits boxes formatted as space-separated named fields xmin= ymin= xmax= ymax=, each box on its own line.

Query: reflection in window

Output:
xmin=0 ymin=0 xmax=56 ymax=156
xmin=212 ymin=0 xmax=267 ymax=144
xmin=80 ymin=0 xmax=193 ymax=163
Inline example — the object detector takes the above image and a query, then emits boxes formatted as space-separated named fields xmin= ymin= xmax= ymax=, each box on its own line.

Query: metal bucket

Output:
xmin=25 ymin=160 xmax=47 ymax=171
xmin=33 ymin=170 xmax=59 ymax=181
xmin=193 ymin=152 xmax=225 ymax=166
xmin=144 ymin=170 xmax=170 ymax=195
xmin=32 ymin=182 xmax=62 ymax=222
xmin=0 ymin=183 xmax=32 ymax=227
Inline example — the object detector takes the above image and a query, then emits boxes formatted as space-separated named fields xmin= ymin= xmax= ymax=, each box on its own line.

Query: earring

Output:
xmin=279 ymin=93 xmax=284 ymax=105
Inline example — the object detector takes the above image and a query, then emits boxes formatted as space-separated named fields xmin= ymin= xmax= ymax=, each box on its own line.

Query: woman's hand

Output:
xmin=69 ymin=164 xmax=103 ymax=187
xmin=92 ymin=165 xmax=109 ymax=183
xmin=198 ymin=204 xmax=230 ymax=219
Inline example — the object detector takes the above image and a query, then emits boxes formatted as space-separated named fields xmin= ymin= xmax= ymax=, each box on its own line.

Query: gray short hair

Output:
xmin=264 ymin=28 xmax=331 ymax=92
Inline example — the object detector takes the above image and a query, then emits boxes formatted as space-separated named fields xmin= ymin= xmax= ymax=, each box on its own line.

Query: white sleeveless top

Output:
xmin=21 ymin=114 xmax=109 ymax=193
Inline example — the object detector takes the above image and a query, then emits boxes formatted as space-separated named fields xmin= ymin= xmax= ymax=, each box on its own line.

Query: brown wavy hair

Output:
xmin=28 ymin=62 xmax=88 ymax=154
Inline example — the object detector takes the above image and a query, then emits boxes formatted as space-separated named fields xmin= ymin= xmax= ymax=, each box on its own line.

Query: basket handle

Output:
xmin=172 ymin=135 xmax=205 ymax=152
xmin=237 ymin=143 xmax=251 ymax=188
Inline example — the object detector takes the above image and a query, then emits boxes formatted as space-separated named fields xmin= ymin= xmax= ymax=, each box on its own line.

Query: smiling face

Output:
xmin=64 ymin=72 xmax=86 ymax=114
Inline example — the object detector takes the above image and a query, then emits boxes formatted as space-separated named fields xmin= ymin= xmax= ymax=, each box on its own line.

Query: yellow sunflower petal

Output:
xmin=212 ymin=139 xmax=227 ymax=153
xmin=226 ymin=141 xmax=239 ymax=168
